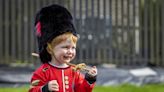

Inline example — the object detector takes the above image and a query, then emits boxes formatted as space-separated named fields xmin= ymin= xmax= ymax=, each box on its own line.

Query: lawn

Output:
xmin=93 ymin=84 xmax=164 ymax=92
xmin=0 ymin=87 xmax=28 ymax=92
xmin=0 ymin=84 xmax=164 ymax=92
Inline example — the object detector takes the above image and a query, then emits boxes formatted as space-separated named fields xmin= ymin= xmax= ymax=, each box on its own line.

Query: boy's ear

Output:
xmin=47 ymin=43 xmax=53 ymax=54
xmin=46 ymin=47 xmax=52 ymax=55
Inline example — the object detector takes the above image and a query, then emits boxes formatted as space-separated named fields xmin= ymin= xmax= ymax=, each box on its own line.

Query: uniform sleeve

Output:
xmin=74 ymin=72 xmax=96 ymax=92
xmin=29 ymin=70 xmax=49 ymax=92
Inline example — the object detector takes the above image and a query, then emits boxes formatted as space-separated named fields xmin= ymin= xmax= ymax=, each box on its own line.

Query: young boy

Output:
xmin=29 ymin=4 xmax=97 ymax=92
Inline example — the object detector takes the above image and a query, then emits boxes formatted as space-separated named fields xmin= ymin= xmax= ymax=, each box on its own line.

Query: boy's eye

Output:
xmin=62 ymin=46 xmax=68 ymax=48
xmin=62 ymin=46 xmax=70 ymax=48
xmin=62 ymin=46 xmax=76 ymax=49
xmin=72 ymin=47 xmax=76 ymax=49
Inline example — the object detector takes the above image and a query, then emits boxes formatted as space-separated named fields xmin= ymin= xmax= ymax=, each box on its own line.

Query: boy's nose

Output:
xmin=67 ymin=48 xmax=74 ymax=54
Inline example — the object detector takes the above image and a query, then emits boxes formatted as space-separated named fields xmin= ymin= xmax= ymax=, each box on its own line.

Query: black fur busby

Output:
xmin=34 ymin=4 xmax=77 ymax=63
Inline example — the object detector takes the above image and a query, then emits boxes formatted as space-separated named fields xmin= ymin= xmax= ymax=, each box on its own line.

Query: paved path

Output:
xmin=0 ymin=64 xmax=164 ymax=87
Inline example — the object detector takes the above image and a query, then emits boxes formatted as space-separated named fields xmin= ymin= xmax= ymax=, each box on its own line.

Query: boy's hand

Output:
xmin=48 ymin=80 xmax=59 ymax=91
xmin=88 ymin=66 xmax=97 ymax=77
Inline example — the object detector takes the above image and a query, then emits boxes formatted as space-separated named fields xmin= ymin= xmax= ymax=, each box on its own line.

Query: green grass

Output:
xmin=0 ymin=87 xmax=28 ymax=92
xmin=0 ymin=84 xmax=164 ymax=92
xmin=93 ymin=84 xmax=164 ymax=92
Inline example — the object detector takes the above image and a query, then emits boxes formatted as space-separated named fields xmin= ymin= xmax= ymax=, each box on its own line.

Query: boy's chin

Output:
xmin=63 ymin=60 xmax=71 ymax=63
xmin=61 ymin=58 xmax=74 ymax=63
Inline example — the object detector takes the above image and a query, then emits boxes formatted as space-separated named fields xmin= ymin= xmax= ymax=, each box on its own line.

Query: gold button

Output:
xmin=65 ymin=80 xmax=69 ymax=84
xmin=65 ymin=85 xmax=69 ymax=89
xmin=65 ymin=76 xmax=68 ymax=80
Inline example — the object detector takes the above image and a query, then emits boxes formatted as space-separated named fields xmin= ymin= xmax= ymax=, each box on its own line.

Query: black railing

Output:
xmin=0 ymin=0 xmax=163 ymax=67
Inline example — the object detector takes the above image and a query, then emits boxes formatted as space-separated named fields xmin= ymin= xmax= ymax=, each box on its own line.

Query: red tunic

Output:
xmin=29 ymin=63 xmax=95 ymax=92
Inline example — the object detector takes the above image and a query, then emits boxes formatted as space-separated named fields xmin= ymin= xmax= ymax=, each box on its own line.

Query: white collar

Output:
xmin=49 ymin=62 xmax=69 ymax=68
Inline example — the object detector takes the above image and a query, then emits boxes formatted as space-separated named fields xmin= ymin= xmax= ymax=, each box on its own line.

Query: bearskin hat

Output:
xmin=34 ymin=4 xmax=77 ymax=63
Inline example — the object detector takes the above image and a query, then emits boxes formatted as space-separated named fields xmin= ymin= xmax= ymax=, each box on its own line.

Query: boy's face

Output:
xmin=52 ymin=37 xmax=76 ymax=64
